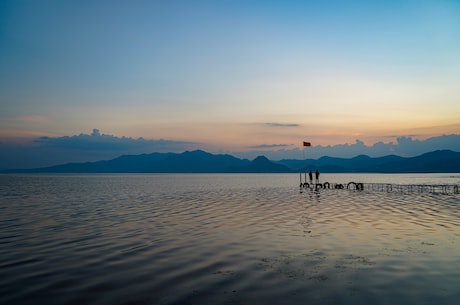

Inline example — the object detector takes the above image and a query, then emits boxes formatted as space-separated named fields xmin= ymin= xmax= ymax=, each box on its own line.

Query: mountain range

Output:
xmin=3 ymin=149 xmax=460 ymax=173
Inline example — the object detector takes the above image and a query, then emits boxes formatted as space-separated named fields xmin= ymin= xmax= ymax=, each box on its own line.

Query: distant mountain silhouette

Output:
xmin=277 ymin=149 xmax=460 ymax=173
xmin=3 ymin=149 xmax=460 ymax=173
xmin=377 ymin=150 xmax=460 ymax=173
xmin=16 ymin=150 xmax=250 ymax=173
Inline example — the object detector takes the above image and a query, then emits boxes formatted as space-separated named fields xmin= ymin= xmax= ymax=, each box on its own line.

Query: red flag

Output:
xmin=303 ymin=141 xmax=311 ymax=147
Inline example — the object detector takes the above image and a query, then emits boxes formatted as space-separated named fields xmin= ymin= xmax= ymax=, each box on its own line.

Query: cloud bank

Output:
xmin=234 ymin=135 xmax=460 ymax=161
xmin=0 ymin=129 xmax=200 ymax=169
xmin=35 ymin=129 xmax=197 ymax=152
xmin=1 ymin=129 xmax=459 ymax=169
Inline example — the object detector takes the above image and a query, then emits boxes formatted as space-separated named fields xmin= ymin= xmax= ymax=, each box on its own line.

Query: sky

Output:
xmin=1 ymin=0 xmax=460 ymax=168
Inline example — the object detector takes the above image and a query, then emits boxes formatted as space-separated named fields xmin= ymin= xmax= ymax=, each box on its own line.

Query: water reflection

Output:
xmin=0 ymin=174 xmax=459 ymax=305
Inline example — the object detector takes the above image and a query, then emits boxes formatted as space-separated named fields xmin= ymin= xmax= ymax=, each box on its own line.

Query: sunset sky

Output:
xmin=1 ymin=0 xmax=460 ymax=167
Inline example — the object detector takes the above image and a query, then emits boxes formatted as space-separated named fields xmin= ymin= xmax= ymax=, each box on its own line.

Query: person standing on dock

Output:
xmin=315 ymin=169 xmax=320 ymax=183
xmin=309 ymin=170 xmax=313 ymax=184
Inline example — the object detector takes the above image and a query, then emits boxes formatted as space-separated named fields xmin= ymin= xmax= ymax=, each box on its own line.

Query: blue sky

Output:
xmin=1 ymin=0 xmax=459 ymax=168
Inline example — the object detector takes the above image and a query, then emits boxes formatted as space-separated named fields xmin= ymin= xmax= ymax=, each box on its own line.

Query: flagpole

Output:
xmin=302 ymin=141 xmax=311 ymax=184
xmin=302 ymin=142 xmax=307 ymax=182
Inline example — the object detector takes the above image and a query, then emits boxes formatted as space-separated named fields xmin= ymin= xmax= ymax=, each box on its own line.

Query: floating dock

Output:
xmin=299 ymin=181 xmax=459 ymax=195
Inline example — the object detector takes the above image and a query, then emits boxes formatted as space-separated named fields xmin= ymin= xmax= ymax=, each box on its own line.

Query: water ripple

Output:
xmin=1 ymin=174 xmax=459 ymax=305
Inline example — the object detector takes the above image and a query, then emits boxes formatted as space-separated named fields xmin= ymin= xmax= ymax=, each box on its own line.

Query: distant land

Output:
xmin=2 ymin=149 xmax=460 ymax=173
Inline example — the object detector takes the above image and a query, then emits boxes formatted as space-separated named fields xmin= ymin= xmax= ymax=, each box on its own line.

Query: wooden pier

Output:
xmin=299 ymin=181 xmax=459 ymax=195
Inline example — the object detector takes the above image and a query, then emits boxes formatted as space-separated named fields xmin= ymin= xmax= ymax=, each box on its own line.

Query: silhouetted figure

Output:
xmin=315 ymin=169 xmax=320 ymax=183
xmin=308 ymin=170 xmax=313 ymax=183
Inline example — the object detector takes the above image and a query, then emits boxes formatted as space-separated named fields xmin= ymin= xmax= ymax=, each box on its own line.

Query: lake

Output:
xmin=1 ymin=173 xmax=459 ymax=305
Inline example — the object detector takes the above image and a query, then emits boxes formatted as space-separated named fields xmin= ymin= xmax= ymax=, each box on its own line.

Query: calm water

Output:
xmin=1 ymin=173 xmax=459 ymax=305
